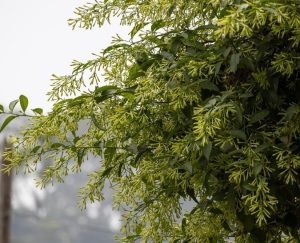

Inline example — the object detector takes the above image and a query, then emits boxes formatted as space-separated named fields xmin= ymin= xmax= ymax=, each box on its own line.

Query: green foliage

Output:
xmin=2 ymin=0 xmax=300 ymax=242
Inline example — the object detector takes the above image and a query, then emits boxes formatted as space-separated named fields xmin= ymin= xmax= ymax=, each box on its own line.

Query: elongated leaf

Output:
xmin=203 ymin=141 xmax=212 ymax=160
xmin=128 ymin=64 xmax=144 ymax=81
xmin=234 ymin=104 xmax=243 ymax=124
xmin=223 ymin=47 xmax=231 ymax=58
xmin=199 ymin=80 xmax=219 ymax=91
xmin=130 ymin=22 xmax=148 ymax=39
xmin=32 ymin=108 xmax=43 ymax=115
xmin=77 ymin=148 xmax=84 ymax=167
xmin=215 ymin=61 xmax=222 ymax=75
xmin=67 ymin=95 xmax=89 ymax=107
xmin=19 ymin=95 xmax=29 ymax=112
xmin=242 ymin=183 xmax=256 ymax=192
xmin=0 ymin=104 xmax=4 ymax=113
xmin=196 ymin=24 xmax=218 ymax=30
xmin=240 ymin=92 xmax=253 ymax=98
xmin=127 ymin=143 xmax=138 ymax=154
xmin=254 ymin=162 xmax=263 ymax=176
xmin=91 ymin=113 xmax=106 ymax=130
xmin=103 ymin=43 xmax=130 ymax=55
xmin=0 ymin=115 xmax=16 ymax=133
xmin=250 ymin=110 xmax=269 ymax=124
xmin=181 ymin=217 xmax=187 ymax=232
xmin=222 ymin=221 xmax=232 ymax=231
xmin=151 ymin=19 xmax=165 ymax=31
xmin=51 ymin=143 xmax=65 ymax=149
xmin=95 ymin=85 xmax=118 ymax=95
xmin=229 ymin=53 xmax=241 ymax=73
xmin=94 ymin=85 xmax=120 ymax=103
xmin=104 ymin=147 xmax=116 ymax=162
xmin=101 ymin=166 xmax=113 ymax=178
xmin=9 ymin=99 xmax=19 ymax=112
xmin=161 ymin=51 xmax=174 ymax=61
xmin=209 ymin=207 xmax=223 ymax=215
xmin=32 ymin=145 xmax=41 ymax=153
xmin=167 ymin=4 xmax=175 ymax=16
xmin=230 ymin=129 xmax=247 ymax=141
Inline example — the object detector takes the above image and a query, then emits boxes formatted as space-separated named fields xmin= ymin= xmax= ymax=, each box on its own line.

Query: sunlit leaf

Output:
xmin=0 ymin=115 xmax=16 ymax=133
xmin=9 ymin=99 xmax=19 ymax=112
xmin=19 ymin=95 xmax=29 ymax=112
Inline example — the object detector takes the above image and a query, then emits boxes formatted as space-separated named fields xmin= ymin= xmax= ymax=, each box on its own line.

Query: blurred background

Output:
xmin=1 ymin=130 xmax=121 ymax=243
xmin=0 ymin=1 xmax=130 ymax=242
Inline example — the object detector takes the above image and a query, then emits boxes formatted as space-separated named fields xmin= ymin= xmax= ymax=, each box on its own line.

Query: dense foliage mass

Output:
xmin=1 ymin=0 xmax=300 ymax=241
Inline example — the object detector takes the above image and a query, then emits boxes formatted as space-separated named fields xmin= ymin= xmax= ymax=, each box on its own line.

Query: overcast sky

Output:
xmin=0 ymin=0 xmax=129 ymax=112
xmin=0 ymin=0 xmax=130 ymax=232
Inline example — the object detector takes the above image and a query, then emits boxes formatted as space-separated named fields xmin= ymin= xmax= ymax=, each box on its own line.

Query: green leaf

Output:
xmin=32 ymin=108 xmax=43 ymax=115
xmin=128 ymin=64 xmax=144 ymax=81
xmin=285 ymin=104 xmax=299 ymax=120
xmin=250 ymin=110 xmax=270 ymax=124
xmin=242 ymin=182 xmax=256 ymax=192
xmin=151 ymin=19 xmax=165 ymax=31
xmin=127 ymin=144 xmax=138 ymax=154
xmin=0 ymin=115 xmax=16 ymax=133
xmin=254 ymin=162 xmax=263 ymax=176
xmin=130 ymin=22 xmax=148 ymax=39
xmin=222 ymin=221 xmax=232 ymax=232
xmin=0 ymin=104 xmax=4 ymax=113
xmin=205 ymin=98 xmax=217 ymax=108
xmin=51 ymin=143 xmax=65 ymax=149
xmin=209 ymin=207 xmax=223 ymax=215
xmin=91 ymin=113 xmax=106 ymax=131
xmin=215 ymin=61 xmax=222 ymax=75
xmin=240 ymin=92 xmax=253 ymax=98
xmin=230 ymin=129 xmax=247 ymax=141
xmin=203 ymin=141 xmax=212 ymax=160
xmin=95 ymin=85 xmax=118 ymax=95
xmin=32 ymin=145 xmax=41 ymax=153
xmin=118 ymin=162 xmax=124 ymax=177
xmin=182 ymin=161 xmax=193 ymax=173
xmin=237 ymin=212 xmax=255 ymax=232
xmin=102 ymin=43 xmax=130 ymax=55
xmin=19 ymin=95 xmax=28 ymax=112
xmin=229 ymin=53 xmax=241 ymax=73
xmin=9 ymin=99 xmax=19 ymax=112
xmin=101 ymin=166 xmax=113 ymax=178
xmin=94 ymin=85 xmax=120 ymax=103
xmin=104 ymin=147 xmax=116 ymax=162
xmin=199 ymin=80 xmax=219 ymax=91
xmin=181 ymin=217 xmax=187 ymax=232
xmin=67 ymin=95 xmax=88 ymax=107
xmin=196 ymin=24 xmax=218 ymax=30
xmin=223 ymin=47 xmax=231 ymax=58
xmin=171 ymin=38 xmax=181 ymax=54
xmin=161 ymin=51 xmax=174 ymax=61
xmin=234 ymin=104 xmax=243 ymax=124
xmin=167 ymin=4 xmax=175 ymax=16
xmin=77 ymin=148 xmax=85 ymax=167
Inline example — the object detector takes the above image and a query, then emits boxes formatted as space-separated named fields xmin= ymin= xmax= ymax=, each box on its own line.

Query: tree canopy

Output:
xmin=1 ymin=0 xmax=300 ymax=242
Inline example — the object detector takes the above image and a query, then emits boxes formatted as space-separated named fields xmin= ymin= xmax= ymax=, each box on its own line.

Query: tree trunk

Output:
xmin=0 ymin=140 xmax=12 ymax=243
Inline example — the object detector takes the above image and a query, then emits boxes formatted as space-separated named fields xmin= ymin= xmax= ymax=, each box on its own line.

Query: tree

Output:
xmin=1 ymin=0 xmax=300 ymax=241
xmin=0 ymin=140 xmax=12 ymax=243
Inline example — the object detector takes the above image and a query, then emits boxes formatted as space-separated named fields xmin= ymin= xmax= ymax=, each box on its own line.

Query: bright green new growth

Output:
xmin=1 ymin=0 xmax=300 ymax=242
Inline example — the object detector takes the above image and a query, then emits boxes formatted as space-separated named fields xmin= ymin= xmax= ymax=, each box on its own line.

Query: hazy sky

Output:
xmin=0 ymin=0 xmax=129 ymax=232
xmin=0 ymin=0 xmax=129 ymax=111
